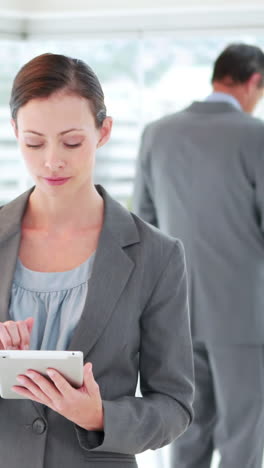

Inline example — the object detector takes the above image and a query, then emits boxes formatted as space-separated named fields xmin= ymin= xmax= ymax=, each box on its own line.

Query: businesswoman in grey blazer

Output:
xmin=0 ymin=53 xmax=194 ymax=468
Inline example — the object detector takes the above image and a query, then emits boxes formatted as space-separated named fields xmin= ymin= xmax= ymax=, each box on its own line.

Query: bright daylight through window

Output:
xmin=1 ymin=35 xmax=264 ymax=207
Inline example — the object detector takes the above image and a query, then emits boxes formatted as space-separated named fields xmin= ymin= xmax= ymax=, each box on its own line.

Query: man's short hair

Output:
xmin=212 ymin=43 xmax=264 ymax=87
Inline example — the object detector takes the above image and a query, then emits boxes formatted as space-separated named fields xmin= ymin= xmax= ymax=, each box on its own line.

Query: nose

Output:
xmin=44 ymin=160 xmax=65 ymax=170
xmin=44 ymin=153 xmax=66 ymax=171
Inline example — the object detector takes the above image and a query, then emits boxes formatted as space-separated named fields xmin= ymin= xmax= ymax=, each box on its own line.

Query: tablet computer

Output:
xmin=0 ymin=350 xmax=83 ymax=399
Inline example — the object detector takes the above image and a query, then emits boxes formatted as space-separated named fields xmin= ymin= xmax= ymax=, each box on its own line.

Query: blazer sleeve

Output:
xmin=75 ymin=240 xmax=194 ymax=454
xmin=254 ymin=133 xmax=264 ymax=234
xmin=133 ymin=125 xmax=159 ymax=227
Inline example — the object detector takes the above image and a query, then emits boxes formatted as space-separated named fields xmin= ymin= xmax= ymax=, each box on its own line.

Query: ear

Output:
xmin=247 ymin=72 xmax=262 ymax=90
xmin=96 ymin=117 xmax=113 ymax=149
xmin=11 ymin=119 xmax=18 ymax=139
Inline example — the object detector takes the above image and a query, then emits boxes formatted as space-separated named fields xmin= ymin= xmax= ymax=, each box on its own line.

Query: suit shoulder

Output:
xmin=128 ymin=213 xmax=186 ymax=293
xmin=145 ymin=110 xmax=185 ymax=134
xmin=231 ymin=110 xmax=264 ymax=128
xmin=142 ymin=109 xmax=193 ymax=146
xmin=231 ymin=113 xmax=264 ymax=148
xmin=130 ymin=211 xmax=185 ymax=261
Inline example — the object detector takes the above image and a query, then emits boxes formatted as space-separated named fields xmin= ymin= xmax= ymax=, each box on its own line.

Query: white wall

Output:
xmin=22 ymin=0 xmax=264 ymax=12
xmin=0 ymin=0 xmax=264 ymax=13
xmin=0 ymin=0 xmax=22 ymax=11
xmin=1 ymin=0 xmax=264 ymax=37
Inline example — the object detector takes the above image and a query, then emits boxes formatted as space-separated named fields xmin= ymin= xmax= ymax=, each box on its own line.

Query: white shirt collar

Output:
xmin=205 ymin=92 xmax=242 ymax=111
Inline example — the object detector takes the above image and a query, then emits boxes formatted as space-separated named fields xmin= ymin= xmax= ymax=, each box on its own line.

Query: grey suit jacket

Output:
xmin=0 ymin=185 xmax=194 ymax=468
xmin=134 ymin=101 xmax=264 ymax=345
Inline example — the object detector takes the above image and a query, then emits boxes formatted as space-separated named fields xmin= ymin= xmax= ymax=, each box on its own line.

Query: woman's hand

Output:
xmin=12 ymin=362 xmax=104 ymax=431
xmin=0 ymin=317 xmax=34 ymax=350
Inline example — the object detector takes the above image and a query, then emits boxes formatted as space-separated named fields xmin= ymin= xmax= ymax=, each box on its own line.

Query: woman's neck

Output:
xmin=23 ymin=184 xmax=104 ymax=234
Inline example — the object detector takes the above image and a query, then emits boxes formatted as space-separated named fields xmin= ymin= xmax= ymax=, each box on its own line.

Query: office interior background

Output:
xmin=1 ymin=1 xmax=264 ymax=466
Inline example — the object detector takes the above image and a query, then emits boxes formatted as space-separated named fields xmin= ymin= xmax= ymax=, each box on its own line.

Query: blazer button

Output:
xmin=32 ymin=418 xmax=46 ymax=434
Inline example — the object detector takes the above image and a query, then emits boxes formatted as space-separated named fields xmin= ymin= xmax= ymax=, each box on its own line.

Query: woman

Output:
xmin=0 ymin=53 xmax=194 ymax=468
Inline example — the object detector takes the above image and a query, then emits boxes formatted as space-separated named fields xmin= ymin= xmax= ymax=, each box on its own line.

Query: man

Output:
xmin=133 ymin=43 xmax=264 ymax=468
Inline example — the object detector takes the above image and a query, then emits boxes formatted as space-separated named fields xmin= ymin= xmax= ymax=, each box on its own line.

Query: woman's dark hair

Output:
xmin=212 ymin=43 xmax=264 ymax=87
xmin=10 ymin=53 xmax=107 ymax=128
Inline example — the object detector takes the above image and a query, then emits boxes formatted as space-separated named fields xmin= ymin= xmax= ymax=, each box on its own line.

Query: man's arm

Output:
xmin=133 ymin=126 xmax=159 ymax=227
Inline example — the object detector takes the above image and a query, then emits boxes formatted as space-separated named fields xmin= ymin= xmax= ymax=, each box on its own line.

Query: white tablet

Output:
xmin=0 ymin=350 xmax=83 ymax=399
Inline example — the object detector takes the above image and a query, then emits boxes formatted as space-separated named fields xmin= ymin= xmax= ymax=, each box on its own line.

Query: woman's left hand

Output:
xmin=12 ymin=362 xmax=104 ymax=431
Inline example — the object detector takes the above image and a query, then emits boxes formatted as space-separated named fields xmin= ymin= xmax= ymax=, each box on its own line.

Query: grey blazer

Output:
xmin=0 ymin=185 xmax=194 ymax=468
xmin=133 ymin=101 xmax=264 ymax=345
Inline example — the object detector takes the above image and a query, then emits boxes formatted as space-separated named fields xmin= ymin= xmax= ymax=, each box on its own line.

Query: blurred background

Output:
xmin=1 ymin=1 xmax=264 ymax=208
xmin=1 ymin=1 xmax=264 ymax=466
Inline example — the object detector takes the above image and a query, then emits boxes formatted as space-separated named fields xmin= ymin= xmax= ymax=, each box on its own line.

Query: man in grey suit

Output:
xmin=133 ymin=43 xmax=264 ymax=468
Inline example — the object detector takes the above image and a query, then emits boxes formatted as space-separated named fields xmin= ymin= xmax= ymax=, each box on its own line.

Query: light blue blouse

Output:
xmin=9 ymin=254 xmax=95 ymax=350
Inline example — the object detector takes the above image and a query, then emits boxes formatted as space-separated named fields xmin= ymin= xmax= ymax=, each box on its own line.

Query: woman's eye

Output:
xmin=64 ymin=143 xmax=82 ymax=148
xmin=26 ymin=144 xmax=43 ymax=148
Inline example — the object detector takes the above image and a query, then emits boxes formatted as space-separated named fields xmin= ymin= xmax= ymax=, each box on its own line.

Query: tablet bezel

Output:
xmin=0 ymin=350 xmax=83 ymax=399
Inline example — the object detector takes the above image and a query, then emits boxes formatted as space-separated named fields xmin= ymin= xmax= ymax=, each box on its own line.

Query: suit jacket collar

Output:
xmin=0 ymin=188 xmax=34 ymax=243
xmin=0 ymin=184 xmax=138 ymax=248
xmin=96 ymin=185 xmax=139 ymax=248
xmin=185 ymin=101 xmax=242 ymax=115
xmin=68 ymin=185 xmax=140 ymax=356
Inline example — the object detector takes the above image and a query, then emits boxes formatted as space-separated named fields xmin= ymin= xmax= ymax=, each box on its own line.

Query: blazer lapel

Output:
xmin=68 ymin=227 xmax=134 ymax=358
xmin=68 ymin=186 xmax=140 ymax=359
xmin=0 ymin=231 xmax=21 ymax=323
xmin=0 ymin=189 xmax=32 ymax=323
xmin=0 ymin=188 xmax=46 ymax=418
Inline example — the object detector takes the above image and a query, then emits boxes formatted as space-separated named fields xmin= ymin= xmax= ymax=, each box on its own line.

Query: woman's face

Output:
xmin=12 ymin=92 xmax=112 ymax=196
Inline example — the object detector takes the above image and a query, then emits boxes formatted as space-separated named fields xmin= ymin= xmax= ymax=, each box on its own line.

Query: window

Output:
xmin=1 ymin=34 xmax=264 ymax=207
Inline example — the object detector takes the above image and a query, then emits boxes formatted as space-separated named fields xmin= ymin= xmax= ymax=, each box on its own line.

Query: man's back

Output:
xmin=134 ymin=43 xmax=264 ymax=468
xmin=134 ymin=101 xmax=264 ymax=344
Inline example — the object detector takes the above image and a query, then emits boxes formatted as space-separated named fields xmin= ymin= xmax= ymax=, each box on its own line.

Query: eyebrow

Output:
xmin=23 ymin=128 xmax=84 ymax=136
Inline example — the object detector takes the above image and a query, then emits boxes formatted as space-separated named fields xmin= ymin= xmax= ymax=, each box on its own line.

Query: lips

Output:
xmin=45 ymin=177 xmax=69 ymax=181
xmin=43 ymin=177 xmax=71 ymax=186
